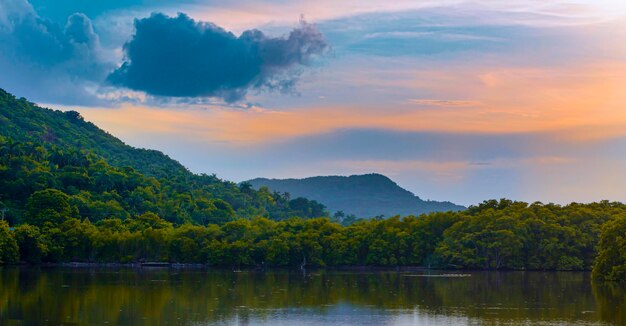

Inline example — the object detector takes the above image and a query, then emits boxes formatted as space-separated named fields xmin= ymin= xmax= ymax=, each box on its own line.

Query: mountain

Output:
xmin=0 ymin=89 xmax=186 ymax=179
xmin=0 ymin=88 xmax=327 ymax=224
xmin=247 ymin=174 xmax=465 ymax=218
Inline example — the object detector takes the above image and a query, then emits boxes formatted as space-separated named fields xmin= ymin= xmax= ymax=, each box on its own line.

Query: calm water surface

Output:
xmin=0 ymin=268 xmax=624 ymax=325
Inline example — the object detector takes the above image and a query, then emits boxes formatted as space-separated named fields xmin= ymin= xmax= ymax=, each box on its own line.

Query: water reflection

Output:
xmin=0 ymin=267 xmax=623 ymax=325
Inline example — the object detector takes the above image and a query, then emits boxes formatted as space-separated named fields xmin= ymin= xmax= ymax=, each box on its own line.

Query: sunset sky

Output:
xmin=2 ymin=0 xmax=626 ymax=205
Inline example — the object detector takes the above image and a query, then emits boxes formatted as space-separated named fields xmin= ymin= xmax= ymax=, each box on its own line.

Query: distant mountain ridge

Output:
xmin=247 ymin=174 xmax=465 ymax=218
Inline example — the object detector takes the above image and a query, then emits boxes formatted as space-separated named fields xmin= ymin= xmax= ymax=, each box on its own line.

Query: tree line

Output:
xmin=0 ymin=198 xmax=624 ymax=281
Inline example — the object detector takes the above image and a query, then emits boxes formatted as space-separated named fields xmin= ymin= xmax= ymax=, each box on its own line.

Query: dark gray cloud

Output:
xmin=0 ymin=0 xmax=111 ymax=105
xmin=108 ymin=13 xmax=329 ymax=101
xmin=65 ymin=13 xmax=98 ymax=46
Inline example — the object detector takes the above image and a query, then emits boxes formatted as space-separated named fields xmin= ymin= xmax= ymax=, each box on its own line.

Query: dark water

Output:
xmin=0 ymin=268 xmax=624 ymax=325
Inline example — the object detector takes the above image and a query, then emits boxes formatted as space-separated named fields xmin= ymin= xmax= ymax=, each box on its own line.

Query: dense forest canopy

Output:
xmin=0 ymin=88 xmax=624 ymax=280
xmin=0 ymin=199 xmax=625 ymax=278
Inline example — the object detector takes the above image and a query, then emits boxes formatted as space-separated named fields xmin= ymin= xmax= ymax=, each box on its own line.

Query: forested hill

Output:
xmin=247 ymin=174 xmax=465 ymax=218
xmin=0 ymin=89 xmax=186 ymax=179
xmin=0 ymin=88 xmax=328 ymax=225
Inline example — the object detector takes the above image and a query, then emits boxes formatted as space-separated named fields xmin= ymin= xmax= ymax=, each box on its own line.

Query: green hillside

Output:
xmin=247 ymin=174 xmax=465 ymax=219
xmin=0 ymin=90 xmax=185 ymax=179
xmin=0 ymin=88 xmax=327 ymax=225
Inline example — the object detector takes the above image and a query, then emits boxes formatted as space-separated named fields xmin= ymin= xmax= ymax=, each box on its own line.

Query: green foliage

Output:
xmin=0 ymin=221 xmax=19 ymax=264
xmin=436 ymin=212 xmax=523 ymax=269
xmin=24 ymin=189 xmax=78 ymax=227
xmin=435 ymin=200 xmax=617 ymax=270
xmin=0 ymin=88 xmax=329 ymax=226
xmin=13 ymin=224 xmax=47 ymax=263
xmin=593 ymin=215 xmax=626 ymax=281
xmin=1 ymin=199 xmax=621 ymax=269
xmin=127 ymin=212 xmax=173 ymax=232
xmin=2 ymin=201 xmax=622 ymax=271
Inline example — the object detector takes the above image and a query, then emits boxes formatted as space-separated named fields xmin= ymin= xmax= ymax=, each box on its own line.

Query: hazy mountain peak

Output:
xmin=247 ymin=174 xmax=465 ymax=218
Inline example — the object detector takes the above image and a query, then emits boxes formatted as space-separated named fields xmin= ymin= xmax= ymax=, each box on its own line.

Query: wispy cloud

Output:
xmin=329 ymin=156 xmax=576 ymax=179
xmin=408 ymin=99 xmax=481 ymax=107
xmin=364 ymin=31 xmax=503 ymax=42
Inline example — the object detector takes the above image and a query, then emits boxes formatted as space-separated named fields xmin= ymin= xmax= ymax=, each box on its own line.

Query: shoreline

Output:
xmin=0 ymin=262 xmax=594 ymax=273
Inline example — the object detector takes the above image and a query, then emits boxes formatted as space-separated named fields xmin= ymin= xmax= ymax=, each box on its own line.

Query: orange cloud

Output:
xmin=74 ymin=61 xmax=626 ymax=146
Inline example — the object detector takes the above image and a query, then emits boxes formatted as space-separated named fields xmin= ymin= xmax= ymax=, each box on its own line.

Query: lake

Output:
xmin=0 ymin=268 xmax=624 ymax=325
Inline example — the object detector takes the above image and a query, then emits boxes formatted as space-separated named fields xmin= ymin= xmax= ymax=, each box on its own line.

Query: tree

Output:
xmin=207 ymin=199 xmax=235 ymax=225
xmin=13 ymin=224 xmax=47 ymax=263
xmin=436 ymin=211 xmax=523 ymax=269
xmin=593 ymin=215 xmax=626 ymax=281
xmin=0 ymin=221 xmax=19 ymax=264
xmin=333 ymin=210 xmax=346 ymax=223
xmin=24 ymin=189 xmax=78 ymax=227
xmin=127 ymin=212 xmax=172 ymax=231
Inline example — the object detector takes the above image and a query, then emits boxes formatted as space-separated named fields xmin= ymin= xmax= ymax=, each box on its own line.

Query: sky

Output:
xmin=2 ymin=0 xmax=626 ymax=206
